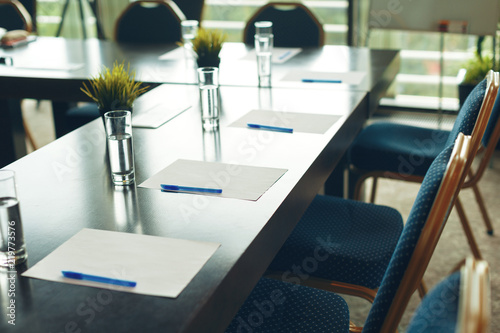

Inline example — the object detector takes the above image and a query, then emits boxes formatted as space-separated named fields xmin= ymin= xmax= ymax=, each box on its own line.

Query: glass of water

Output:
xmin=254 ymin=21 xmax=273 ymax=36
xmin=104 ymin=111 xmax=135 ymax=186
xmin=0 ymin=170 xmax=27 ymax=267
xmin=197 ymin=67 xmax=220 ymax=131
xmin=254 ymin=21 xmax=273 ymax=87
xmin=181 ymin=20 xmax=199 ymax=54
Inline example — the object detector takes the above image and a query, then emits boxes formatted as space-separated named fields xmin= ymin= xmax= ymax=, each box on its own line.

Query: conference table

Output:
xmin=0 ymin=37 xmax=398 ymax=332
xmin=0 ymin=37 xmax=400 ymax=167
xmin=1 ymin=83 xmax=368 ymax=332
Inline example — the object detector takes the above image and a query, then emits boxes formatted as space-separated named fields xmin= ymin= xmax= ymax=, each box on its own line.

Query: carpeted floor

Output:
xmin=21 ymin=100 xmax=499 ymax=331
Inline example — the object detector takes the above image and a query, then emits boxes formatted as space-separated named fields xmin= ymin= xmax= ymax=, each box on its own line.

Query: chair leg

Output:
xmin=454 ymin=197 xmax=483 ymax=259
xmin=22 ymin=117 xmax=37 ymax=151
xmin=417 ymin=280 xmax=428 ymax=298
xmin=369 ymin=177 xmax=378 ymax=203
xmin=471 ymin=183 xmax=494 ymax=235
xmin=353 ymin=177 xmax=363 ymax=201
xmin=353 ymin=174 xmax=370 ymax=201
xmin=343 ymin=166 xmax=350 ymax=199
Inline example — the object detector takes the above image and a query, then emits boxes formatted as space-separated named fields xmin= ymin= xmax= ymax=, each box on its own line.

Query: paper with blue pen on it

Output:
xmin=22 ymin=228 xmax=221 ymax=298
xmin=139 ymin=159 xmax=288 ymax=201
xmin=230 ymin=109 xmax=342 ymax=135
xmin=280 ymin=70 xmax=366 ymax=86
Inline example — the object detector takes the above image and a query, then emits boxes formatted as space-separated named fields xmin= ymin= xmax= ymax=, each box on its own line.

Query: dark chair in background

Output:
xmin=17 ymin=0 xmax=35 ymax=31
xmin=243 ymin=2 xmax=324 ymax=48
xmin=173 ymin=0 xmax=204 ymax=22
xmin=114 ymin=0 xmax=185 ymax=43
xmin=0 ymin=0 xmax=37 ymax=149
xmin=0 ymin=0 xmax=33 ymax=32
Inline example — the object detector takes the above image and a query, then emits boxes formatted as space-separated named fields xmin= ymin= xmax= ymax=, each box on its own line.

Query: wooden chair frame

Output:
xmin=351 ymin=71 xmax=499 ymax=260
xmin=113 ymin=0 xmax=186 ymax=42
xmin=457 ymin=256 xmax=491 ymax=333
xmin=243 ymin=2 xmax=325 ymax=47
xmin=0 ymin=0 xmax=33 ymax=32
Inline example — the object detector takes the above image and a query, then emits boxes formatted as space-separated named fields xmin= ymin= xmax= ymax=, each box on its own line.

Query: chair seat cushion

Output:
xmin=349 ymin=122 xmax=449 ymax=177
xmin=268 ymin=195 xmax=403 ymax=289
xmin=406 ymin=271 xmax=460 ymax=333
xmin=225 ymin=277 xmax=350 ymax=332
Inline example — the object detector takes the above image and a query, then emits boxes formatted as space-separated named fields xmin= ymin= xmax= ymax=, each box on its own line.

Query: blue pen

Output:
xmin=302 ymin=79 xmax=342 ymax=84
xmin=62 ymin=271 xmax=137 ymax=287
xmin=161 ymin=184 xmax=222 ymax=194
xmin=278 ymin=50 xmax=292 ymax=60
xmin=247 ymin=123 xmax=293 ymax=133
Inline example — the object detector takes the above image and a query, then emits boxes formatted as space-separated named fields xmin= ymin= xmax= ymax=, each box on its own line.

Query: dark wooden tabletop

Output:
xmin=0 ymin=37 xmax=399 ymax=100
xmin=0 ymin=84 xmax=367 ymax=332
xmin=0 ymin=37 xmax=399 ymax=168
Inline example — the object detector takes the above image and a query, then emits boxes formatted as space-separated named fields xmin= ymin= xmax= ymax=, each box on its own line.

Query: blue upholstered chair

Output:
xmin=359 ymin=133 xmax=472 ymax=332
xmin=406 ymin=257 xmax=490 ymax=333
xmin=226 ymin=133 xmax=473 ymax=332
xmin=347 ymin=71 xmax=499 ymax=259
xmin=243 ymin=2 xmax=324 ymax=48
xmin=224 ymin=277 xmax=350 ymax=333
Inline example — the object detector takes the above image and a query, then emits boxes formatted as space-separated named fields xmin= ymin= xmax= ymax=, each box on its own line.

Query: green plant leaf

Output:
xmin=80 ymin=61 xmax=149 ymax=111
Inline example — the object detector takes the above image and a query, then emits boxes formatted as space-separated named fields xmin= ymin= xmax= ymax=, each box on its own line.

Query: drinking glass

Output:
xmin=0 ymin=170 xmax=27 ymax=267
xmin=104 ymin=111 xmax=135 ymax=185
xmin=197 ymin=67 xmax=220 ymax=130
xmin=181 ymin=20 xmax=199 ymax=54
xmin=254 ymin=21 xmax=273 ymax=87
xmin=254 ymin=21 xmax=273 ymax=36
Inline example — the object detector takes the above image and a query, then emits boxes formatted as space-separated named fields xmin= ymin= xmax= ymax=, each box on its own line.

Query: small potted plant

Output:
xmin=81 ymin=61 xmax=149 ymax=118
xmin=192 ymin=28 xmax=226 ymax=68
xmin=458 ymin=37 xmax=497 ymax=107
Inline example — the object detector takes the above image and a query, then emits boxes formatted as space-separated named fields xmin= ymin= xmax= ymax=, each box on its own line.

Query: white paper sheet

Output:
xmin=132 ymin=103 xmax=191 ymax=129
xmin=22 ymin=228 xmax=220 ymax=298
xmin=280 ymin=70 xmax=366 ymax=86
xmin=159 ymin=46 xmax=193 ymax=60
xmin=139 ymin=159 xmax=288 ymax=201
xmin=230 ymin=109 xmax=341 ymax=135
xmin=240 ymin=47 xmax=302 ymax=63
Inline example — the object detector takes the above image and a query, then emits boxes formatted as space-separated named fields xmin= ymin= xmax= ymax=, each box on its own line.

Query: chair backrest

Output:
xmin=467 ymin=77 xmax=500 ymax=186
xmin=172 ymin=0 xmax=204 ymax=21
xmin=0 ymin=0 xmax=32 ymax=32
xmin=449 ymin=70 xmax=499 ymax=188
xmin=445 ymin=71 xmax=499 ymax=150
xmin=362 ymin=133 xmax=473 ymax=333
xmin=405 ymin=256 xmax=490 ymax=333
xmin=243 ymin=2 xmax=324 ymax=48
xmin=114 ymin=0 xmax=186 ymax=43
